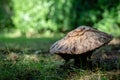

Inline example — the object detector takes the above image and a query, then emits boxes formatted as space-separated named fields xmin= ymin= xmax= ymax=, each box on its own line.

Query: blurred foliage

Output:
xmin=0 ymin=0 xmax=14 ymax=31
xmin=0 ymin=0 xmax=120 ymax=37
xmin=94 ymin=4 xmax=120 ymax=37
xmin=12 ymin=0 xmax=74 ymax=35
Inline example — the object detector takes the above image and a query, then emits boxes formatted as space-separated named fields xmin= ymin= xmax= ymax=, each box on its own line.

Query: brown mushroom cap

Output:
xmin=50 ymin=26 xmax=113 ymax=54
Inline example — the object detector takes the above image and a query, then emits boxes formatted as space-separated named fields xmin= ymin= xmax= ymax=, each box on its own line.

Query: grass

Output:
xmin=0 ymin=36 xmax=119 ymax=80
xmin=1 ymin=53 xmax=119 ymax=80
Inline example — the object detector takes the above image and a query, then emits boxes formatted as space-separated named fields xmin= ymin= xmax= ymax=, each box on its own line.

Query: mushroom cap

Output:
xmin=50 ymin=26 xmax=113 ymax=54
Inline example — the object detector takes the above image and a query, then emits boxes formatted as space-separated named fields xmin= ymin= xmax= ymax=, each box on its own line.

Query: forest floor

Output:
xmin=0 ymin=36 xmax=120 ymax=80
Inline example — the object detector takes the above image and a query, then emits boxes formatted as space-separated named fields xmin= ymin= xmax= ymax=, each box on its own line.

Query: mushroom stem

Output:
xmin=74 ymin=56 xmax=87 ymax=68
xmin=58 ymin=51 xmax=94 ymax=69
xmin=74 ymin=51 xmax=93 ymax=69
xmin=58 ymin=53 xmax=71 ymax=62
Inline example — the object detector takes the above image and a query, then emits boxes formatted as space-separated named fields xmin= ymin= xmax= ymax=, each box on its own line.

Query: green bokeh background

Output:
xmin=0 ymin=0 xmax=120 ymax=37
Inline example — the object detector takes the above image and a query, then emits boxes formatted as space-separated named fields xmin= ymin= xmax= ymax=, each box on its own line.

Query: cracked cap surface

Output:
xmin=50 ymin=26 xmax=113 ymax=54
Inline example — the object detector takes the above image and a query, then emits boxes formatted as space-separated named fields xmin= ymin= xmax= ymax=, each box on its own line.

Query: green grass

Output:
xmin=0 ymin=36 xmax=59 ymax=49
xmin=0 ymin=36 xmax=119 ymax=80
xmin=0 ymin=53 xmax=119 ymax=80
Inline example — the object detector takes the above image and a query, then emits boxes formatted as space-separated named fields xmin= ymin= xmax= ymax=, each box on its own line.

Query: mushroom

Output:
xmin=50 ymin=26 xmax=113 ymax=68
